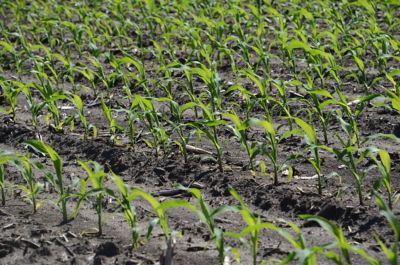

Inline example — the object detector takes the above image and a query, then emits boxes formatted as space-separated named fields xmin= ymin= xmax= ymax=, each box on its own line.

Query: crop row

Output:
xmin=0 ymin=143 xmax=399 ymax=264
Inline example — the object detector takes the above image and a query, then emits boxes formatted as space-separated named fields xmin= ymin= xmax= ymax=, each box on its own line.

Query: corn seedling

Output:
xmin=131 ymin=95 xmax=169 ymax=156
xmin=189 ymin=102 xmax=226 ymax=172
xmin=333 ymin=116 xmax=376 ymax=206
xmin=192 ymin=187 xmax=237 ymax=264
xmin=293 ymin=117 xmax=332 ymax=195
xmin=100 ymin=97 xmax=123 ymax=144
xmin=78 ymin=161 xmax=107 ymax=235
xmin=0 ymin=152 xmax=20 ymax=206
xmin=374 ymin=193 xmax=400 ymax=265
xmin=327 ymin=89 xmax=379 ymax=147
xmin=107 ymin=173 xmax=140 ymax=249
xmin=227 ymin=188 xmax=275 ymax=265
xmin=158 ymin=98 xmax=197 ymax=163
xmin=302 ymin=74 xmax=335 ymax=144
xmin=249 ymin=118 xmax=294 ymax=185
xmin=21 ymin=84 xmax=46 ymax=128
xmin=270 ymin=79 xmax=301 ymax=130
xmin=12 ymin=157 xmax=43 ymax=213
xmin=0 ymin=80 xmax=22 ymax=122
xmin=25 ymin=140 xmax=68 ymax=222
xmin=274 ymin=221 xmax=321 ymax=265
xmin=69 ymin=94 xmax=91 ymax=140
xmin=128 ymin=188 xmax=197 ymax=247
xmin=224 ymin=113 xmax=258 ymax=171
xmin=386 ymin=89 xmax=400 ymax=114
xmin=240 ymin=69 xmax=271 ymax=121
xmin=301 ymin=214 xmax=380 ymax=265
xmin=368 ymin=148 xmax=398 ymax=209
xmin=190 ymin=64 xmax=222 ymax=113
xmin=118 ymin=55 xmax=150 ymax=96
xmin=34 ymin=82 xmax=66 ymax=131
xmin=74 ymin=66 xmax=98 ymax=97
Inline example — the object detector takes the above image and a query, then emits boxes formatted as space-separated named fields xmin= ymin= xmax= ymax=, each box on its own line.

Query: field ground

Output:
xmin=0 ymin=0 xmax=399 ymax=264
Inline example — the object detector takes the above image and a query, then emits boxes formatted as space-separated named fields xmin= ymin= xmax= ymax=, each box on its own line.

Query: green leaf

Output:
xmin=286 ymin=40 xmax=311 ymax=52
xmin=353 ymin=56 xmax=365 ymax=72
xmin=0 ymin=41 xmax=14 ymax=53
xmin=25 ymin=140 xmax=62 ymax=177
xmin=309 ymin=89 xmax=333 ymax=99
xmin=249 ymin=118 xmax=275 ymax=137
xmin=294 ymin=118 xmax=317 ymax=144
xmin=378 ymin=150 xmax=391 ymax=175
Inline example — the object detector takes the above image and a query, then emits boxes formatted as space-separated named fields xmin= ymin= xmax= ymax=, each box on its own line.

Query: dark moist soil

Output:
xmin=0 ymin=92 xmax=399 ymax=265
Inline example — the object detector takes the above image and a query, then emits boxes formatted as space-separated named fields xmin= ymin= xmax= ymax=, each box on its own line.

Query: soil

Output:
xmin=0 ymin=94 xmax=399 ymax=264
xmin=1 ymin=1 xmax=400 ymax=265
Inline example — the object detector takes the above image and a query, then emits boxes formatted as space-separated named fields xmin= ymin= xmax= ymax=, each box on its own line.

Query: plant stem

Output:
xmin=314 ymin=148 xmax=322 ymax=195
xmin=57 ymin=175 xmax=68 ymax=221
xmin=349 ymin=152 xmax=363 ymax=206
xmin=1 ymin=187 xmax=5 ymax=206
xmin=0 ymin=165 xmax=5 ymax=205
xmin=97 ymin=195 xmax=102 ymax=235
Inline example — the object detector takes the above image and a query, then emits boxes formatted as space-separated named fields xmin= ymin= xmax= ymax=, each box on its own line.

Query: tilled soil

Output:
xmin=0 ymin=100 xmax=399 ymax=265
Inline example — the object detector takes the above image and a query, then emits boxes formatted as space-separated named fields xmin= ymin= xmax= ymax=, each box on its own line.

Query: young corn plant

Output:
xmin=348 ymin=54 xmax=368 ymax=93
xmin=249 ymin=118 xmax=294 ymax=185
xmin=374 ymin=194 xmax=400 ymax=265
xmin=0 ymin=38 xmax=25 ymax=73
xmin=12 ymin=157 xmax=43 ymax=213
xmin=328 ymin=89 xmax=378 ymax=147
xmin=190 ymin=64 xmax=222 ymax=113
xmin=21 ymin=84 xmax=46 ymax=128
xmin=78 ymin=161 xmax=107 ymax=235
xmin=130 ymin=188 xmax=198 ymax=249
xmin=131 ymin=95 xmax=169 ymax=156
xmin=132 ymin=188 xmax=171 ymax=243
xmin=240 ymin=69 xmax=271 ymax=122
xmin=225 ymin=83 xmax=255 ymax=120
xmin=224 ymin=113 xmax=258 ymax=171
xmin=300 ymin=215 xmax=380 ymax=265
xmin=385 ymin=70 xmax=400 ymax=97
xmin=34 ymin=82 xmax=66 ymax=131
xmin=187 ymin=187 xmax=237 ymax=264
xmin=74 ymin=66 xmax=98 ymax=97
xmin=158 ymin=98 xmax=196 ymax=163
xmin=294 ymin=117 xmax=331 ymax=195
xmin=100 ymin=97 xmax=123 ymax=144
xmin=274 ymin=221 xmax=327 ymax=264
xmin=332 ymin=115 xmax=378 ymax=206
xmin=189 ymin=102 xmax=226 ymax=172
xmin=0 ymin=80 xmax=22 ymax=123
xmin=226 ymin=188 xmax=275 ymax=265
xmin=117 ymin=55 xmax=150 ymax=96
xmin=87 ymin=55 xmax=114 ymax=96
xmin=368 ymin=148 xmax=398 ymax=209
xmin=302 ymin=73 xmax=335 ymax=144
xmin=0 ymin=151 xmax=20 ymax=206
xmin=53 ymin=48 xmax=76 ymax=91
xmin=25 ymin=140 xmax=69 ymax=222
xmin=271 ymin=79 xmax=298 ymax=130
xmin=68 ymin=94 xmax=94 ymax=140
xmin=107 ymin=173 xmax=140 ymax=249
